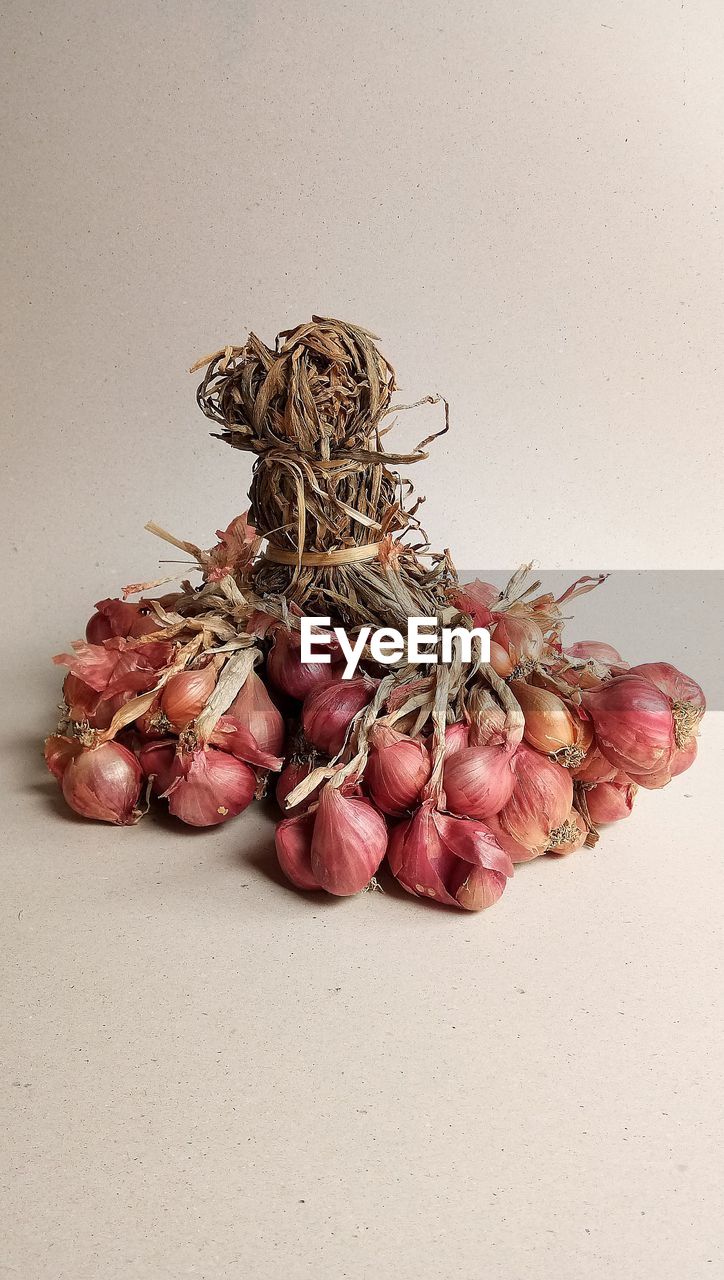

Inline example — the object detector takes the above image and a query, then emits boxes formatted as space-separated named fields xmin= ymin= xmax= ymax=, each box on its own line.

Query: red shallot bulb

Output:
xmin=442 ymin=742 xmax=517 ymax=820
xmin=627 ymin=662 xmax=705 ymax=748
xmin=225 ymin=670 xmax=285 ymax=757
xmin=60 ymin=741 xmax=143 ymax=825
xmin=267 ymin=627 xmax=343 ymax=701
xmin=444 ymin=723 xmax=470 ymax=756
xmin=585 ymin=779 xmax=637 ymax=823
xmin=310 ymin=785 xmax=388 ymax=895
xmin=582 ymin=674 xmax=675 ymax=785
xmin=387 ymin=800 xmax=513 ymax=911
xmin=497 ymin=743 xmax=573 ymax=859
xmin=275 ymin=760 xmax=320 ymax=814
xmin=86 ymin=598 xmax=160 ymax=643
xmin=275 ymin=811 xmax=321 ymax=890
xmin=365 ymin=724 xmax=431 ymax=816
xmin=489 ymin=640 xmax=515 ymax=678
xmin=302 ymin=675 xmax=377 ymax=757
xmin=160 ymin=662 xmax=218 ymax=731
xmin=138 ymin=740 xmax=177 ymax=795
xmin=566 ymin=640 xmax=626 ymax=665
xmin=162 ymin=747 xmax=255 ymax=827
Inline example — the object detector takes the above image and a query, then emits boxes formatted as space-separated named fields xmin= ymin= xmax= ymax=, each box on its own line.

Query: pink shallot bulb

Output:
xmin=275 ymin=760 xmax=320 ymax=814
xmin=547 ymin=808 xmax=587 ymax=855
xmin=491 ymin=614 xmax=545 ymax=667
xmin=627 ymin=662 xmax=705 ymax=751
xmin=497 ymin=743 xmax=573 ymax=859
xmin=310 ymin=785 xmax=388 ymax=896
xmin=585 ymin=779 xmax=637 ymax=823
xmin=571 ymin=745 xmax=618 ymax=785
xmin=160 ymin=662 xmax=218 ymax=731
xmin=60 ymin=741 xmax=143 ymax=825
xmin=275 ymin=812 xmax=321 ymax=890
xmin=582 ymin=674 xmax=675 ymax=787
xmin=443 ymin=723 xmax=470 ymax=756
xmin=442 ymin=742 xmax=517 ymax=820
xmin=209 ymin=716 xmax=283 ymax=771
xmin=225 ymin=670 xmax=284 ymax=757
xmin=302 ymin=675 xmax=377 ymax=757
xmin=86 ymin=597 xmax=160 ymax=643
xmin=267 ymin=627 xmax=343 ymax=701
xmin=387 ymin=800 xmax=513 ymax=911
xmin=365 ymin=724 xmax=431 ymax=816
xmin=161 ymin=747 xmax=255 ymax=827
xmin=566 ymin=640 xmax=626 ymax=666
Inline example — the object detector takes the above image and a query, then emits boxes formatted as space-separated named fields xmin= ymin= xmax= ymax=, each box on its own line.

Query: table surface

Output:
xmin=3 ymin=667 xmax=721 ymax=1280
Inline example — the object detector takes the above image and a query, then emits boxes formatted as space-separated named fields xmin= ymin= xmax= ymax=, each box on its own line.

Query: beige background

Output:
xmin=2 ymin=3 xmax=723 ymax=1278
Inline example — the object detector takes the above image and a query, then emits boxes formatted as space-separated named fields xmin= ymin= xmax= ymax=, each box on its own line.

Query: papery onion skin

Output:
xmin=302 ymin=676 xmax=377 ymax=757
xmin=226 ymin=671 xmax=285 ymax=757
xmin=566 ymin=640 xmax=626 ymax=666
xmin=44 ymin=734 xmax=82 ymax=782
xmin=275 ymin=812 xmax=321 ymax=890
xmin=163 ymin=748 xmax=255 ymax=827
xmin=209 ymin=715 xmax=283 ymax=771
xmin=585 ymin=779 xmax=637 ymax=823
xmin=267 ymin=628 xmax=343 ymax=701
xmin=628 ymin=662 xmax=705 ymax=748
xmin=498 ymin=744 xmax=573 ymax=858
xmin=509 ymin=680 xmax=579 ymax=755
xmin=387 ymin=800 xmax=513 ymax=910
xmin=444 ymin=723 xmax=470 ymax=756
xmin=442 ymin=744 xmax=516 ymax=819
xmin=61 ymin=741 xmax=143 ymax=825
xmin=571 ymin=746 xmax=618 ymax=785
xmin=160 ymin=663 xmax=218 ymax=732
xmin=311 ymin=785 xmax=387 ymax=896
xmin=489 ymin=640 xmax=515 ymax=678
xmin=492 ymin=614 xmax=545 ymax=666
xmin=365 ymin=725 xmax=431 ymax=817
xmin=582 ymin=675 xmax=675 ymax=780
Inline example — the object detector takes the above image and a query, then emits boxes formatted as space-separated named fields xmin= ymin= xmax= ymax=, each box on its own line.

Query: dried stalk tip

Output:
xmin=194 ymin=317 xmax=454 ymax=626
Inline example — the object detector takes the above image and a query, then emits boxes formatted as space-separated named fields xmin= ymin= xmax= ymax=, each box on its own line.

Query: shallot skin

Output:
xmin=60 ymin=741 xmax=143 ymax=825
xmin=311 ymin=786 xmax=388 ymax=896
xmin=387 ymin=800 xmax=513 ymax=911
xmin=365 ymin=725 xmax=431 ymax=816
xmin=582 ymin=675 xmax=675 ymax=784
xmin=275 ymin=812 xmax=321 ymax=890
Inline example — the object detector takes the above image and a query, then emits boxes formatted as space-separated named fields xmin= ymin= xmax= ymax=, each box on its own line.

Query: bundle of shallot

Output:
xmin=43 ymin=317 xmax=704 ymax=917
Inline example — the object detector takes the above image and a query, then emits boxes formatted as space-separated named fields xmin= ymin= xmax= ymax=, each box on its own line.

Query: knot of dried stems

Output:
xmin=193 ymin=317 xmax=452 ymax=622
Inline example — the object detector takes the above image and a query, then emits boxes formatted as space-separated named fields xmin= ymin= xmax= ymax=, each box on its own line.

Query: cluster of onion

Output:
xmin=45 ymin=579 xmax=705 ymax=916
xmin=46 ymin=596 xmax=286 ymax=828
xmin=273 ymin=586 xmax=705 ymax=910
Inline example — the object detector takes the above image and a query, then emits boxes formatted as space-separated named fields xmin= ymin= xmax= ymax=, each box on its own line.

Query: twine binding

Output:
xmin=263 ymin=541 xmax=382 ymax=567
